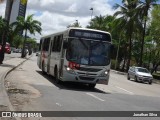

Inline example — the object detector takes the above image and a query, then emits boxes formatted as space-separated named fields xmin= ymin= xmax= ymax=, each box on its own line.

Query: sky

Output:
xmin=0 ymin=0 xmax=121 ymax=42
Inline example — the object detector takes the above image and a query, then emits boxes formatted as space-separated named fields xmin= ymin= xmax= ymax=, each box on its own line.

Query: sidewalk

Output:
xmin=0 ymin=55 xmax=31 ymax=113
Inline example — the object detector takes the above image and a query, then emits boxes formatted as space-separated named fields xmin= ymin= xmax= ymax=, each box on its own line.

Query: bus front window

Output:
xmin=66 ymin=38 xmax=110 ymax=66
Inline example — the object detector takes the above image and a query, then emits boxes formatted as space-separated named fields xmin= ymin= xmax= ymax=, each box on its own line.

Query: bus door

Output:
xmin=59 ymin=38 xmax=66 ymax=78
xmin=47 ymin=38 xmax=52 ymax=73
xmin=37 ymin=39 xmax=42 ymax=68
xmin=42 ymin=38 xmax=50 ymax=72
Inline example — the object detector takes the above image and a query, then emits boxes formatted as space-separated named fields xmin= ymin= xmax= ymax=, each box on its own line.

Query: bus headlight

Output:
xmin=65 ymin=67 xmax=75 ymax=74
xmin=99 ymin=70 xmax=109 ymax=77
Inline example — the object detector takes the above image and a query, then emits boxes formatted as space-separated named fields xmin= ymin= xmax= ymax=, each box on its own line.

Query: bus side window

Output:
xmin=39 ymin=39 xmax=42 ymax=51
xmin=52 ymin=35 xmax=63 ymax=52
xmin=42 ymin=39 xmax=45 ymax=51
xmin=43 ymin=38 xmax=50 ymax=51
xmin=52 ymin=38 xmax=55 ymax=52
xmin=57 ymin=35 xmax=63 ymax=52
xmin=53 ymin=36 xmax=58 ymax=52
xmin=47 ymin=38 xmax=51 ymax=51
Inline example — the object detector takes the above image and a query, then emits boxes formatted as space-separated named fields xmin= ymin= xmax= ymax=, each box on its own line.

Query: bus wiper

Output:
xmin=79 ymin=38 xmax=89 ymax=50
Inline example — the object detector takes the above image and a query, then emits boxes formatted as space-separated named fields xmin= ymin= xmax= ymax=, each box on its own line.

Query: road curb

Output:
xmin=1 ymin=55 xmax=32 ymax=120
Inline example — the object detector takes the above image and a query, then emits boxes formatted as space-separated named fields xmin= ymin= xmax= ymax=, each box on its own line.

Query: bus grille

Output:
xmin=77 ymin=72 xmax=97 ymax=76
xmin=78 ymin=67 xmax=101 ymax=72
xmin=79 ymin=76 xmax=95 ymax=81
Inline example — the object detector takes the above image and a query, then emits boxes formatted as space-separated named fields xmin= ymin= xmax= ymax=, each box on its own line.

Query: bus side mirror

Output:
xmin=63 ymin=41 xmax=68 ymax=49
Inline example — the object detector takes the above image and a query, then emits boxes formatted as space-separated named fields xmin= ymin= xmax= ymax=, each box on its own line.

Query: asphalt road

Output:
xmin=5 ymin=55 xmax=160 ymax=120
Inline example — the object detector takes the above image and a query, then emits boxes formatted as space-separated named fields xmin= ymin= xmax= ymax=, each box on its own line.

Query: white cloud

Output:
xmin=1 ymin=0 xmax=116 ymax=41
xmin=65 ymin=3 xmax=77 ymax=13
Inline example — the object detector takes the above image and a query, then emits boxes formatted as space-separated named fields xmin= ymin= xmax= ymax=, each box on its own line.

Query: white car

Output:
xmin=127 ymin=66 xmax=153 ymax=84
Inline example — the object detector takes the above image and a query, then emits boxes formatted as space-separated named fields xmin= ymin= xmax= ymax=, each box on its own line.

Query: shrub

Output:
xmin=111 ymin=59 xmax=119 ymax=70
xmin=152 ymin=73 xmax=160 ymax=80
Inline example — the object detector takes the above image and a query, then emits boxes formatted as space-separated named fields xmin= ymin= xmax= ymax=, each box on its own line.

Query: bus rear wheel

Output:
xmin=54 ymin=67 xmax=61 ymax=84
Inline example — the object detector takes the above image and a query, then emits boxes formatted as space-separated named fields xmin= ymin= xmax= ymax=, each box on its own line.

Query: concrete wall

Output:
xmin=10 ymin=0 xmax=20 ymax=24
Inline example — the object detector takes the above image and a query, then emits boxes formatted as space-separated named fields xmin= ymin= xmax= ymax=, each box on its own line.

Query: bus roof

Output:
xmin=41 ymin=27 xmax=111 ymax=39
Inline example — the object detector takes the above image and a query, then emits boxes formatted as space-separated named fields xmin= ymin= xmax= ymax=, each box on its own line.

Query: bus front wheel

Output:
xmin=42 ymin=62 xmax=46 ymax=74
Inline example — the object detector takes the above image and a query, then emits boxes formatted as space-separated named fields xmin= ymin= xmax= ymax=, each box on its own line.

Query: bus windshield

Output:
xmin=66 ymin=38 xmax=110 ymax=66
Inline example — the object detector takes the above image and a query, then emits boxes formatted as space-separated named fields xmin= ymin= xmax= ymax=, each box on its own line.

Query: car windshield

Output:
xmin=66 ymin=38 xmax=111 ymax=66
xmin=137 ymin=68 xmax=149 ymax=73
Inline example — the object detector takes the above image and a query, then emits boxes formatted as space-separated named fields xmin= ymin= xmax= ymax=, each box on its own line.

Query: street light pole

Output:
xmin=90 ymin=8 xmax=93 ymax=20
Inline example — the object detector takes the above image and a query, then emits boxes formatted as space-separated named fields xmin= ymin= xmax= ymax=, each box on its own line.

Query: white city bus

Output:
xmin=37 ymin=27 xmax=112 ymax=88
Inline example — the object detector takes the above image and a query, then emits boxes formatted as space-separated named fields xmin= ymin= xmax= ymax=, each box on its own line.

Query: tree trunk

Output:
xmin=151 ymin=62 xmax=160 ymax=74
xmin=21 ymin=29 xmax=27 ymax=58
xmin=115 ymin=38 xmax=121 ymax=70
xmin=139 ymin=7 xmax=149 ymax=67
xmin=139 ymin=20 xmax=147 ymax=67
xmin=126 ymin=34 xmax=132 ymax=71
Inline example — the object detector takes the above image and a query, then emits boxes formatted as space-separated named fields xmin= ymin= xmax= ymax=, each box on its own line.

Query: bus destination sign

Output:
xmin=69 ymin=29 xmax=111 ymax=42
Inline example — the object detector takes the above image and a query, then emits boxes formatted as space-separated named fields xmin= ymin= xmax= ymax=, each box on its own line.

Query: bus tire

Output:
xmin=42 ymin=62 xmax=46 ymax=74
xmin=88 ymin=83 xmax=96 ymax=89
xmin=54 ymin=66 xmax=61 ymax=84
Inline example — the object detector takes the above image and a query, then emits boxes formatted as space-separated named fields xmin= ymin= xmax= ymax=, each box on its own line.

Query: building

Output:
xmin=5 ymin=0 xmax=28 ymax=24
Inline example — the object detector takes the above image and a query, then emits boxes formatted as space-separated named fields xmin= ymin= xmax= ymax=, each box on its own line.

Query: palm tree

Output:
xmin=0 ymin=0 xmax=14 ymax=64
xmin=0 ymin=16 xmax=7 ymax=64
xmin=0 ymin=16 xmax=16 ymax=43
xmin=0 ymin=16 xmax=6 ymax=32
xmin=113 ymin=0 xmax=141 ymax=71
xmin=12 ymin=14 xmax=42 ymax=58
xmin=87 ymin=15 xmax=106 ymax=30
xmin=138 ymin=0 xmax=158 ymax=66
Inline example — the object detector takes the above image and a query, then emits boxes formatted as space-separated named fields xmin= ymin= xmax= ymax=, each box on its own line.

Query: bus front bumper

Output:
xmin=61 ymin=71 xmax=109 ymax=85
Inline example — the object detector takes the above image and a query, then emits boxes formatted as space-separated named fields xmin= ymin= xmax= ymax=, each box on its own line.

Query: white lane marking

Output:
xmin=115 ymin=86 xmax=134 ymax=95
xmin=56 ymin=103 xmax=62 ymax=107
xmin=86 ymin=93 xmax=105 ymax=102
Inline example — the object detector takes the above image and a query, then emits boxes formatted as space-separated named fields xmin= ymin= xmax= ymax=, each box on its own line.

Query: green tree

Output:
xmin=138 ymin=0 xmax=158 ymax=66
xmin=12 ymin=14 xmax=42 ymax=57
xmin=12 ymin=35 xmax=23 ymax=48
xmin=113 ymin=0 xmax=141 ymax=71
xmin=67 ymin=20 xmax=81 ymax=28
xmin=148 ymin=5 xmax=160 ymax=73
xmin=0 ymin=0 xmax=14 ymax=64
xmin=87 ymin=15 xmax=106 ymax=30
xmin=26 ymin=37 xmax=37 ymax=54
xmin=0 ymin=16 xmax=17 ymax=44
xmin=0 ymin=16 xmax=7 ymax=43
xmin=87 ymin=15 xmax=115 ymax=32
